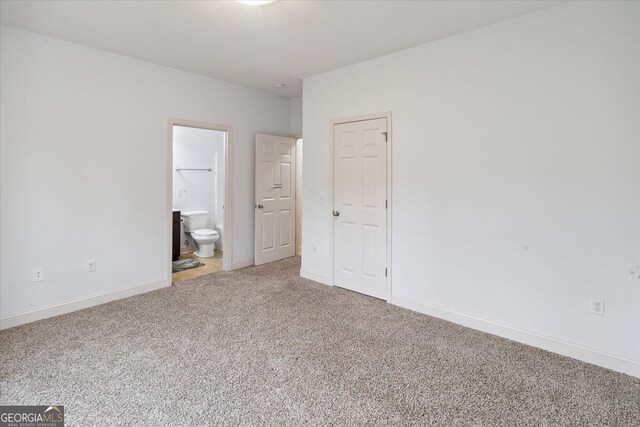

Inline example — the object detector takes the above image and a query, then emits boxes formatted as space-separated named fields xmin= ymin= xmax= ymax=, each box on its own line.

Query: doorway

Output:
xmin=332 ymin=113 xmax=391 ymax=300
xmin=168 ymin=119 xmax=233 ymax=283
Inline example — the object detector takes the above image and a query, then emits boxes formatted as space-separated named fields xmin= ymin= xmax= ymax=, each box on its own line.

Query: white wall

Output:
xmin=0 ymin=25 xmax=290 ymax=323
xmin=302 ymin=1 xmax=640 ymax=375
xmin=173 ymin=126 xmax=225 ymax=251
xmin=290 ymin=96 xmax=303 ymax=137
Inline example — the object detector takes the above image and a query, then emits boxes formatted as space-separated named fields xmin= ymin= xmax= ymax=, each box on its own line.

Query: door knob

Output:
xmin=332 ymin=210 xmax=340 ymax=217
xmin=257 ymin=204 xmax=264 ymax=209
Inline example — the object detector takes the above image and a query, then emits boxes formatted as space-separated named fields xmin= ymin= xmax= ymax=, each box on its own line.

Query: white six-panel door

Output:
xmin=255 ymin=134 xmax=296 ymax=265
xmin=333 ymin=118 xmax=387 ymax=299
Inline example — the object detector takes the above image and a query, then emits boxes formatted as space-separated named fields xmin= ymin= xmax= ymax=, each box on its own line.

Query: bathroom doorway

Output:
xmin=168 ymin=120 xmax=232 ymax=283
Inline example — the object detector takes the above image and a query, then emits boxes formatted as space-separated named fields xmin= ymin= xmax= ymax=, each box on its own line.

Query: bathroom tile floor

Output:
xmin=172 ymin=250 xmax=223 ymax=284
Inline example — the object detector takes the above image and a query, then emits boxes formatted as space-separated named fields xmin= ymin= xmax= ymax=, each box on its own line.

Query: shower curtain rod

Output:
xmin=175 ymin=168 xmax=213 ymax=172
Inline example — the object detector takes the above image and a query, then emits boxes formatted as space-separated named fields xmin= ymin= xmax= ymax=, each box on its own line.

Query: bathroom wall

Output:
xmin=172 ymin=126 xmax=225 ymax=252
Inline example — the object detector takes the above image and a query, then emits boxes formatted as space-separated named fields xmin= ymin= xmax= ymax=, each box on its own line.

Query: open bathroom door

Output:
xmin=255 ymin=134 xmax=296 ymax=266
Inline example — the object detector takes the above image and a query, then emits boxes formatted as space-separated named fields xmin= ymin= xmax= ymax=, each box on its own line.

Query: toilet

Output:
xmin=181 ymin=211 xmax=219 ymax=258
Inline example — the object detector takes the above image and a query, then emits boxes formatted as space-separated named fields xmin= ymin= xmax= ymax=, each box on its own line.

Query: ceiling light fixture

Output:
xmin=273 ymin=83 xmax=286 ymax=88
xmin=236 ymin=0 xmax=276 ymax=5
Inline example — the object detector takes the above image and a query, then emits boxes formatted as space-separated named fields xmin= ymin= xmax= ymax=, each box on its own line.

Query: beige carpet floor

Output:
xmin=1 ymin=257 xmax=639 ymax=426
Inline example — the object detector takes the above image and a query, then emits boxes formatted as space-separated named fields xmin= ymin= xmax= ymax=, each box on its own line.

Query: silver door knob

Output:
xmin=332 ymin=210 xmax=340 ymax=217
xmin=257 ymin=204 xmax=264 ymax=209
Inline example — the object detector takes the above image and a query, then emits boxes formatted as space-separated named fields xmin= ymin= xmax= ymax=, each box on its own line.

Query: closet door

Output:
xmin=333 ymin=118 xmax=387 ymax=299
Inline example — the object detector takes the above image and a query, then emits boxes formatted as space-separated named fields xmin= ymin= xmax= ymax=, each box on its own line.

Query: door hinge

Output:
xmin=385 ymin=268 xmax=388 ymax=277
xmin=385 ymin=200 xmax=388 ymax=209
xmin=382 ymin=131 xmax=388 ymax=142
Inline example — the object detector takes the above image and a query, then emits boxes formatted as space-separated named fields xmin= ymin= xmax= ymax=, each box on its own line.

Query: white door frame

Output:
xmin=294 ymin=135 xmax=303 ymax=256
xmin=330 ymin=112 xmax=392 ymax=301
xmin=167 ymin=118 xmax=233 ymax=279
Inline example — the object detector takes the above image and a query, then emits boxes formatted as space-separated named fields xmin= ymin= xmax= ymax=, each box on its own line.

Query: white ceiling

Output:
xmin=0 ymin=0 xmax=562 ymax=98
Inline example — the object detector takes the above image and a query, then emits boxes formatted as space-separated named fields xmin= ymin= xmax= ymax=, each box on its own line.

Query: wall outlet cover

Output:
xmin=591 ymin=297 xmax=604 ymax=316
xmin=32 ymin=267 xmax=44 ymax=282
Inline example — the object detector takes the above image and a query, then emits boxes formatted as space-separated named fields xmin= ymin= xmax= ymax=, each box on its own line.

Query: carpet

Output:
xmin=1 ymin=257 xmax=638 ymax=426
xmin=171 ymin=258 xmax=204 ymax=272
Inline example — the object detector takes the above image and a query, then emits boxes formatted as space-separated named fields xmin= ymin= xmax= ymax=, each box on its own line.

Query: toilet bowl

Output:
xmin=180 ymin=211 xmax=220 ymax=258
xmin=191 ymin=229 xmax=219 ymax=258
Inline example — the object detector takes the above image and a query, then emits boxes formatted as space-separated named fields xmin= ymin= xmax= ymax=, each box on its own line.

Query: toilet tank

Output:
xmin=181 ymin=211 xmax=208 ymax=232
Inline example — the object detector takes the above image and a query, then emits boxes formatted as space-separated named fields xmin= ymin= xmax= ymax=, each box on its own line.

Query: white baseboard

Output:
xmin=0 ymin=278 xmax=170 ymax=330
xmin=300 ymin=269 xmax=332 ymax=286
xmin=231 ymin=258 xmax=254 ymax=270
xmin=391 ymin=295 xmax=640 ymax=378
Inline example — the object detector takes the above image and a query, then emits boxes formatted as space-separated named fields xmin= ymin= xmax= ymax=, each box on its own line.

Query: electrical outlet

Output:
xmin=32 ymin=267 xmax=44 ymax=282
xmin=86 ymin=259 xmax=96 ymax=272
xmin=591 ymin=297 xmax=604 ymax=316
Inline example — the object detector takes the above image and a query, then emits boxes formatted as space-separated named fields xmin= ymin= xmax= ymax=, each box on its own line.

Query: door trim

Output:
xmin=295 ymin=138 xmax=303 ymax=256
xmin=330 ymin=112 xmax=392 ymax=301
xmin=167 ymin=118 xmax=234 ymax=280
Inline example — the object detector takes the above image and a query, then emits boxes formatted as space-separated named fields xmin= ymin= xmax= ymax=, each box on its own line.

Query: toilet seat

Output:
xmin=192 ymin=228 xmax=219 ymax=237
